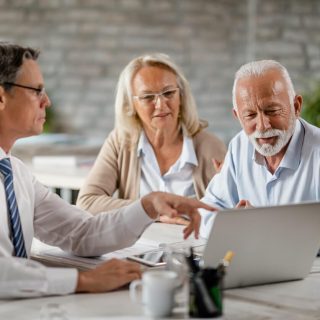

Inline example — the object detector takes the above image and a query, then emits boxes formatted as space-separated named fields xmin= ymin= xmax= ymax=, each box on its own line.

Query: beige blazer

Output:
xmin=77 ymin=129 xmax=226 ymax=214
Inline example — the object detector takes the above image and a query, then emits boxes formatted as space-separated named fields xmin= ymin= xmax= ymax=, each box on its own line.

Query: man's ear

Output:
xmin=232 ymin=108 xmax=239 ymax=120
xmin=0 ymin=86 xmax=6 ymax=111
xmin=293 ymin=95 xmax=303 ymax=117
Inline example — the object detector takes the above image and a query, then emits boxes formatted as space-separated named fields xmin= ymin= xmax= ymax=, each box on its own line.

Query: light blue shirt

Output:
xmin=137 ymin=131 xmax=198 ymax=198
xmin=200 ymin=119 xmax=320 ymax=237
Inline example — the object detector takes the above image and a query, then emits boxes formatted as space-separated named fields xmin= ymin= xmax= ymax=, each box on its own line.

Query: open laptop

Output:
xmin=203 ymin=202 xmax=320 ymax=289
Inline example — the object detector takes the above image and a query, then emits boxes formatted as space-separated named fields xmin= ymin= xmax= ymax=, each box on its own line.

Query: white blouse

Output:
xmin=138 ymin=132 xmax=198 ymax=198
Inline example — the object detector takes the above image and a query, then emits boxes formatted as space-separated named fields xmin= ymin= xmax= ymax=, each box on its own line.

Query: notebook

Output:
xmin=203 ymin=202 xmax=320 ymax=289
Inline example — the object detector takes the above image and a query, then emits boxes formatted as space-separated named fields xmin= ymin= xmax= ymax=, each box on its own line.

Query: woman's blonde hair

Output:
xmin=114 ymin=53 xmax=207 ymax=144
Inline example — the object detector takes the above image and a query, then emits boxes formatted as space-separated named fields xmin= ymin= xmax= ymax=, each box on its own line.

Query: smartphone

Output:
xmin=127 ymin=249 xmax=166 ymax=267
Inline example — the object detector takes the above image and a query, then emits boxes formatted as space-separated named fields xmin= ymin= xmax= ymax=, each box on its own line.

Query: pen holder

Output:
xmin=189 ymin=267 xmax=224 ymax=318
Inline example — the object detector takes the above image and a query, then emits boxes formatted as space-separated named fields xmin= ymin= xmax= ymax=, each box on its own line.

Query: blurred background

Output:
xmin=2 ymin=0 xmax=320 ymax=145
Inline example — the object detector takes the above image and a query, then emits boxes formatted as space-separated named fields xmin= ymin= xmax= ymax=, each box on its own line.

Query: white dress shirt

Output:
xmin=0 ymin=148 xmax=154 ymax=299
xmin=200 ymin=119 xmax=320 ymax=238
xmin=138 ymin=131 xmax=198 ymax=198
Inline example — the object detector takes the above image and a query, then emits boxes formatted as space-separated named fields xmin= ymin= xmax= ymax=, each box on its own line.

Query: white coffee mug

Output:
xmin=130 ymin=270 xmax=178 ymax=318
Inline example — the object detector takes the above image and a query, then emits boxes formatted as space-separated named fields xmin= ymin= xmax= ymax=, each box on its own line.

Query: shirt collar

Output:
xmin=137 ymin=130 xmax=198 ymax=168
xmin=137 ymin=131 xmax=148 ymax=158
xmin=0 ymin=148 xmax=10 ymax=179
xmin=252 ymin=119 xmax=304 ymax=170
xmin=279 ymin=119 xmax=304 ymax=169
xmin=179 ymin=135 xmax=198 ymax=169
xmin=0 ymin=147 xmax=10 ymax=160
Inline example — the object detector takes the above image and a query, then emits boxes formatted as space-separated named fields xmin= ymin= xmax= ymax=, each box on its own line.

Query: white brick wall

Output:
xmin=1 ymin=0 xmax=320 ymax=143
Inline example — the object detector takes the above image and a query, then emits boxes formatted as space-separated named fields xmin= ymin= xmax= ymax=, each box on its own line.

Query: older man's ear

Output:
xmin=232 ymin=108 xmax=239 ymax=120
xmin=294 ymin=95 xmax=303 ymax=117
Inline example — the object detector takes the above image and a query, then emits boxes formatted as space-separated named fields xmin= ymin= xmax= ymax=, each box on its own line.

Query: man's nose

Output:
xmin=256 ymin=113 xmax=271 ymax=131
xmin=42 ymin=93 xmax=51 ymax=108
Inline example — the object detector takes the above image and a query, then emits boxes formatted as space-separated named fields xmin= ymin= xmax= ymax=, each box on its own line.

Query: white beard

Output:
xmin=249 ymin=118 xmax=296 ymax=157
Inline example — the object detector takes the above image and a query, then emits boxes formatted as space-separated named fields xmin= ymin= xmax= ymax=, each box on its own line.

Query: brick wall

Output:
xmin=1 ymin=0 xmax=320 ymax=143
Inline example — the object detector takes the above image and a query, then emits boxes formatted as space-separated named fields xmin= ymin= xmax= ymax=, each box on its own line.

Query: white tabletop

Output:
xmin=1 ymin=222 xmax=320 ymax=319
xmin=0 ymin=268 xmax=319 ymax=319
xmin=31 ymin=165 xmax=91 ymax=190
xmin=12 ymin=133 xmax=101 ymax=191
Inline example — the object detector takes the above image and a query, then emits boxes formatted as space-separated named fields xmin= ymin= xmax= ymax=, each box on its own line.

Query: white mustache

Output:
xmin=251 ymin=129 xmax=284 ymax=139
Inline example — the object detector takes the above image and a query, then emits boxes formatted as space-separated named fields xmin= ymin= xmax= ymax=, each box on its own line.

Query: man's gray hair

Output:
xmin=114 ymin=53 xmax=207 ymax=144
xmin=232 ymin=60 xmax=296 ymax=110
xmin=0 ymin=42 xmax=39 ymax=91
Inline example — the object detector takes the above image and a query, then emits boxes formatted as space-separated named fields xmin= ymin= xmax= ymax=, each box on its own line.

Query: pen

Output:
xmin=223 ymin=251 xmax=234 ymax=266
xmin=217 ymin=250 xmax=234 ymax=276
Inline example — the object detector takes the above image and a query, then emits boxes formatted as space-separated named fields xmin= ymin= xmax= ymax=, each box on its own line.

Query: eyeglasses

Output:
xmin=3 ymin=82 xmax=46 ymax=99
xmin=133 ymin=87 xmax=179 ymax=107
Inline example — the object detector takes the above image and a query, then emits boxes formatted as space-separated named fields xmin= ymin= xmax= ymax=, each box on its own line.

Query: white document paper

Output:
xmin=31 ymin=223 xmax=206 ymax=270
xmin=31 ymin=238 xmax=160 ymax=270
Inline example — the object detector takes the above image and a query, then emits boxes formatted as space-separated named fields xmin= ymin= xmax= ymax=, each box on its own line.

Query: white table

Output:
xmin=12 ymin=133 xmax=101 ymax=204
xmin=27 ymin=164 xmax=92 ymax=204
xmin=31 ymin=165 xmax=91 ymax=190
xmin=1 ymin=269 xmax=319 ymax=319
xmin=1 ymin=223 xmax=320 ymax=319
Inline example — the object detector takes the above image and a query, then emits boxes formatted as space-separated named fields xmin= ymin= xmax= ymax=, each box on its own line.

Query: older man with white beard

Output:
xmin=200 ymin=60 xmax=320 ymax=238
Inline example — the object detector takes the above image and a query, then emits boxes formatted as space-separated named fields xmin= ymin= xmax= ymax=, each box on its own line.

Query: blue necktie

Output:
xmin=0 ymin=158 xmax=27 ymax=258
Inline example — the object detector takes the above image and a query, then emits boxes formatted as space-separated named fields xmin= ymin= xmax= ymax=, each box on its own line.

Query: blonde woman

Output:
xmin=77 ymin=53 xmax=226 ymax=223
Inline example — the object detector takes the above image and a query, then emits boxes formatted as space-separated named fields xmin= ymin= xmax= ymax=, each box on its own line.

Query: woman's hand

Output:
xmin=212 ymin=158 xmax=224 ymax=173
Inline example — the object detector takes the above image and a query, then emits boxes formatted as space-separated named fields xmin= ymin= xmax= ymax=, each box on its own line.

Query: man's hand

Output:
xmin=76 ymin=259 xmax=141 ymax=293
xmin=236 ymin=199 xmax=253 ymax=209
xmin=158 ymin=215 xmax=189 ymax=226
xmin=141 ymin=192 xmax=217 ymax=239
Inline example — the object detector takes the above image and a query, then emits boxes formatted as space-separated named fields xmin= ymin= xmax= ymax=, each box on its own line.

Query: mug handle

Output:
xmin=129 ymin=279 xmax=142 ymax=304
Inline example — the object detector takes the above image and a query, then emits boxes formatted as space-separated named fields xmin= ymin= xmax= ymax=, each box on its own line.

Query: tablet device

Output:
xmin=128 ymin=248 xmax=203 ymax=267
xmin=128 ymin=249 xmax=166 ymax=267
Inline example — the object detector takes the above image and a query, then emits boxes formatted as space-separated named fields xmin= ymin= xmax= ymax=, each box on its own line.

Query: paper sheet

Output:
xmin=31 ymin=223 xmax=206 ymax=270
